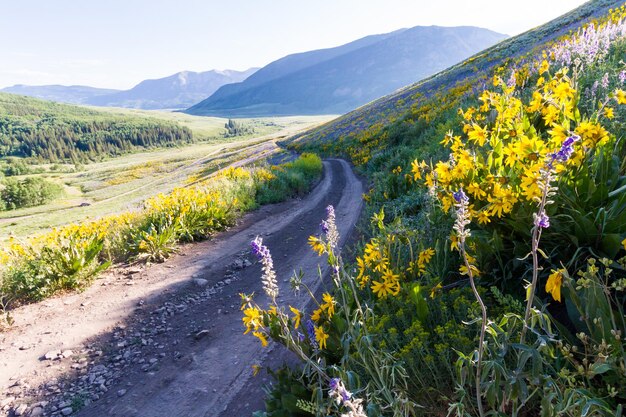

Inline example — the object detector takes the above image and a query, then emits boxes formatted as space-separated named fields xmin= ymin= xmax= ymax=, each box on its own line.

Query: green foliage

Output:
xmin=224 ymin=119 xmax=254 ymax=137
xmin=256 ymin=153 xmax=323 ymax=204
xmin=2 ymin=232 xmax=108 ymax=301
xmin=254 ymin=367 xmax=314 ymax=417
xmin=0 ymin=92 xmax=194 ymax=162
xmin=1 ymin=176 xmax=63 ymax=210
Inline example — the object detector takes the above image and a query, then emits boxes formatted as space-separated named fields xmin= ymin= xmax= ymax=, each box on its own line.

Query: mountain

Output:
xmin=185 ymin=26 xmax=507 ymax=117
xmin=2 ymin=68 xmax=258 ymax=110
xmin=289 ymin=0 xmax=619 ymax=153
xmin=86 ymin=68 xmax=258 ymax=110
xmin=0 ymin=85 xmax=119 ymax=105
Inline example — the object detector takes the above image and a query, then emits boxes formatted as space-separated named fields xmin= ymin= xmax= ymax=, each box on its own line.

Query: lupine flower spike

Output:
xmin=329 ymin=378 xmax=367 ymax=417
xmin=250 ymin=236 xmax=279 ymax=301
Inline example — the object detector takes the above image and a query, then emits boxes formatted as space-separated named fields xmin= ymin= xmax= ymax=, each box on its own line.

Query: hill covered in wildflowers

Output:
xmin=243 ymin=2 xmax=626 ymax=416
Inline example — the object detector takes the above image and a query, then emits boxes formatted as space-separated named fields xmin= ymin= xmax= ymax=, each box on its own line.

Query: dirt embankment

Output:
xmin=0 ymin=159 xmax=364 ymax=417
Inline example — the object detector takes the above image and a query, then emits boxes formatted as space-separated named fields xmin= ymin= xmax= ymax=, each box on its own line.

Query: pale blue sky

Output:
xmin=0 ymin=0 xmax=586 ymax=89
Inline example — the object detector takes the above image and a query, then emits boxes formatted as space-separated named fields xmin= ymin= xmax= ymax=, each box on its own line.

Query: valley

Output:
xmin=2 ymin=1 xmax=626 ymax=416
xmin=0 ymin=114 xmax=334 ymax=238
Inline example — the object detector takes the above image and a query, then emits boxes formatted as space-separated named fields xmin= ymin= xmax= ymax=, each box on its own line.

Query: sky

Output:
xmin=0 ymin=0 xmax=588 ymax=90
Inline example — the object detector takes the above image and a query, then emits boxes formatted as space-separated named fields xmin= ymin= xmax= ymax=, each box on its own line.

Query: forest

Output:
xmin=0 ymin=93 xmax=194 ymax=163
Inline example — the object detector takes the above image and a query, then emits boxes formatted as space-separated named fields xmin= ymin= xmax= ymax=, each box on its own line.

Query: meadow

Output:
xmin=0 ymin=114 xmax=334 ymax=237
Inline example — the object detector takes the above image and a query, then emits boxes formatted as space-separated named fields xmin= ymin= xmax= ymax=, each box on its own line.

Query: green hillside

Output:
xmin=263 ymin=1 xmax=626 ymax=415
xmin=0 ymin=92 xmax=193 ymax=162
xmin=289 ymin=0 xmax=619 ymax=163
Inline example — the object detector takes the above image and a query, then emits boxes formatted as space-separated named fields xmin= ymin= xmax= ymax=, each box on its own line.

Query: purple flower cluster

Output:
xmin=551 ymin=19 xmax=626 ymax=67
xmin=329 ymin=378 xmax=352 ymax=403
xmin=305 ymin=319 xmax=317 ymax=349
xmin=321 ymin=205 xmax=339 ymax=249
xmin=534 ymin=211 xmax=551 ymax=229
xmin=453 ymin=188 xmax=469 ymax=204
xmin=251 ymin=236 xmax=271 ymax=262
xmin=550 ymin=135 xmax=580 ymax=165
xmin=251 ymin=236 xmax=279 ymax=299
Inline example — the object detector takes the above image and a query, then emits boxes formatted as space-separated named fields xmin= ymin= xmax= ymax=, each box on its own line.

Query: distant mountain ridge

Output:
xmin=185 ymin=25 xmax=508 ymax=117
xmin=1 ymin=85 xmax=119 ymax=105
xmin=1 ymin=68 xmax=258 ymax=110
xmin=87 ymin=68 xmax=258 ymax=109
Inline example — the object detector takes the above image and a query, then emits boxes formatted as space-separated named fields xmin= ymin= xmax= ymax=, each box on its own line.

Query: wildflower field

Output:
xmin=243 ymin=4 xmax=626 ymax=417
xmin=0 ymin=153 xmax=322 ymax=318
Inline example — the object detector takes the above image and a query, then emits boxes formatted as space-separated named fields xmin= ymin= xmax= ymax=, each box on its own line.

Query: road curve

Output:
xmin=79 ymin=159 xmax=363 ymax=417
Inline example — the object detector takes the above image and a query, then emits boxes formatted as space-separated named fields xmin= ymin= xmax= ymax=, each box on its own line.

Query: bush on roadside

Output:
xmin=1 ymin=176 xmax=63 ymax=210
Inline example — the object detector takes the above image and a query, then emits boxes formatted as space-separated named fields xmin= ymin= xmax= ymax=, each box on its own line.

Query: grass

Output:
xmin=1 ymin=114 xmax=335 ymax=238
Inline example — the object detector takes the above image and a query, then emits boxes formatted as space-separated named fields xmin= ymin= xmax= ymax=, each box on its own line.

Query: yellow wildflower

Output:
xmin=242 ymin=307 xmax=262 ymax=334
xmin=308 ymin=236 xmax=326 ymax=256
xmin=321 ymin=293 xmax=335 ymax=318
xmin=467 ymin=123 xmax=489 ymax=146
xmin=546 ymin=269 xmax=564 ymax=302
xmin=289 ymin=306 xmax=301 ymax=329
xmin=417 ymin=248 xmax=435 ymax=273
xmin=311 ymin=307 xmax=323 ymax=322
xmin=315 ymin=326 xmax=329 ymax=349
xmin=429 ymin=282 xmax=443 ymax=299
xmin=253 ymin=331 xmax=268 ymax=347
xmin=615 ymin=89 xmax=626 ymax=104
xmin=371 ymin=269 xmax=401 ymax=298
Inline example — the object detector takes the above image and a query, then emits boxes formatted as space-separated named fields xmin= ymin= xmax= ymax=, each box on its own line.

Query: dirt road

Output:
xmin=0 ymin=159 xmax=364 ymax=417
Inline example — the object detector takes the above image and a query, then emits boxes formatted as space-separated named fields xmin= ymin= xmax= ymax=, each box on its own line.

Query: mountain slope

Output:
xmin=185 ymin=26 xmax=507 ymax=117
xmin=289 ymin=0 xmax=620 ymax=157
xmin=0 ymin=85 xmax=119 ymax=105
xmin=87 ymin=68 xmax=258 ymax=110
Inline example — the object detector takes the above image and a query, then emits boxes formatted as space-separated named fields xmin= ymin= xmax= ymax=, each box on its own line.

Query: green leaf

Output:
xmin=409 ymin=283 xmax=428 ymax=322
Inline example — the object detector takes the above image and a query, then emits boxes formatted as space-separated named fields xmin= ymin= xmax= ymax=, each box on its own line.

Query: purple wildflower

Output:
xmin=321 ymin=220 xmax=329 ymax=234
xmin=601 ymin=72 xmax=610 ymax=89
xmin=550 ymin=134 xmax=580 ymax=163
xmin=534 ymin=211 xmax=550 ymax=229
xmin=507 ymin=70 xmax=516 ymax=88
xmin=306 ymin=319 xmax=318 ymax=349
xmin=329 ymin=377 xmax=352 ymax=405
xmin=323 ymin=205 xmax=339 ymax=249
xmin=453 ymin=189 xmax=469 ymax=204
xmin=251 ymin=236 xmax=279 ymax=300
xmin=619 ymin=70 xmax=626 ymax=84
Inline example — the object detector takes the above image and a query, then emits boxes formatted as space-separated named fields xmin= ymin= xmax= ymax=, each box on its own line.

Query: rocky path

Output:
xmin=0 ymin=159 xmax=364 ymax=417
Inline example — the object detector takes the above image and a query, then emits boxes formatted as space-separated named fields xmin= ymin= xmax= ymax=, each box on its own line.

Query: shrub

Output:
xmin=1 ymin=176 xmax=63 ymax=210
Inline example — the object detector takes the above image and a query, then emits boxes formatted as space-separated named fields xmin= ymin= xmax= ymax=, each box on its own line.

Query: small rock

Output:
xmin=194 ymin=330 xmax=210 ymax=340
xmin=61 ymin=407 xmax=73 ymax=416
xmin=193 ymin=278 xmax=208 ymax=287
xmin=13 ymin=404 xmax=27 ymax=416
xmin=29 ymin=406 xmax=44 ymax=416
xmin=117 ymin=389 xmax=127 ymax=397
xmin=44 ymin=350 xmax=61 ymax=360
xmin=1 ymin=397 xmax=15 ymax=408
xmin=61 ymin=350 xmax=73 ymax=358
